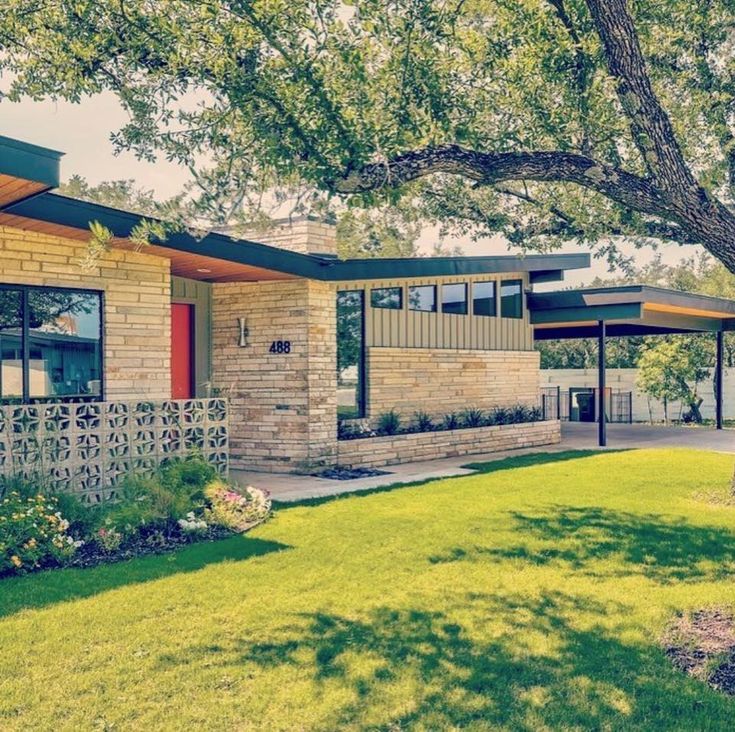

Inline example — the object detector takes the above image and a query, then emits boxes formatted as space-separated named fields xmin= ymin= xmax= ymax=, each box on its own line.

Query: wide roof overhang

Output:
xmin=0 ymin=191 xmax=590 ymax=283
xmin=0 ymin=136 xmax=62 ymax=210
xmin=529 ymin=285 xmax=735 ymax=339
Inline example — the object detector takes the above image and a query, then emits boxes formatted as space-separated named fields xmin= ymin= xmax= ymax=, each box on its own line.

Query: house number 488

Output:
xmin=269 ymin=340 xmax=292 ymax=354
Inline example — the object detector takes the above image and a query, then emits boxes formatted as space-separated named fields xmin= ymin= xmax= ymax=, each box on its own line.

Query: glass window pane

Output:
xmin=0 ymin=289 xmax=23 ymax=400
xmin=500 ymin=279 xmax=523 ymax=318
xmin=442 ymin=283 xmax=467 ymax=315
xmin=337 ymin=290 xmax=365 ymax=419
xmin=370 ymin=287 xmax=402 ymax=310
xmin=28 ymin=289 xmax=102 ymax=399
xmin=408 ymin=285 xmax=436 ymax=312
xmin=473 ymin=281 xmax=496 ymax=316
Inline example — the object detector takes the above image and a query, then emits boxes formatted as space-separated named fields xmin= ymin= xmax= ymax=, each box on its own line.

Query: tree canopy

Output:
xmin=4 ymin=1 xmax=735 ymax=269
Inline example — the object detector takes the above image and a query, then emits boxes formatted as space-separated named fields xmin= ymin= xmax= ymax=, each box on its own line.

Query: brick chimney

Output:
xmin=244 ymin=217 xmax=338 ymax=258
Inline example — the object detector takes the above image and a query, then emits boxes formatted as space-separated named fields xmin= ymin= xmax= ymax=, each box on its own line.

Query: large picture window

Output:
xmin=0 ymin=285 xmax=103 ymax=403
xmin=371 ymin=287 xmax=402 ymax=310
xmin=473 ymin=281 xmax=497 ymax=317
xmin=337 ymin=290 xmax=365 ymax=419
xmin=500 ymin=279 xmax=523 ymax=318
xmin=442 ymin=283 xmax=468 ymax=315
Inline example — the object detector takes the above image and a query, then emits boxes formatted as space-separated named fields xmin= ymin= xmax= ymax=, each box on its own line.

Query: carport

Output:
xmin=529 ymin=285 xmax=735 ymax=446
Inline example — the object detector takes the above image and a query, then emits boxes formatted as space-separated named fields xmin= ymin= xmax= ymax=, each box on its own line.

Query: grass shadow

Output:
xmin=429 ymin=505 xmax=735 ymax=584
xmin=463 ymin=449 xmax=629 ymax=473
xmin=155 ymin=591 xmax=733 ymax=728
xmin=276 ymin=450 xmax=623 ymax=510
xmin=0 ymin=534 xmax=288 ymax=620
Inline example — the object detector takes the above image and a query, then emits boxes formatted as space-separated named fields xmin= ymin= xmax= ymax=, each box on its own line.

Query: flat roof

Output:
xmin=0 ymin=136 xmax=63 ymax=186
xmin=1 ymin=191 xmax=590 ymax=283
xmin=529 ymin=285 xmax=735 ymax=338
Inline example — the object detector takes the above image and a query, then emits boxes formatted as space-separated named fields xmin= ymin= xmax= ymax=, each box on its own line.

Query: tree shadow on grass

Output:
xmin=429 ymin=505 xmax=735 ymax=584
xmin=157 ymin=591 xmax=732 ymax=728
xmin=0 ymin=535 xmax=287 ymax=620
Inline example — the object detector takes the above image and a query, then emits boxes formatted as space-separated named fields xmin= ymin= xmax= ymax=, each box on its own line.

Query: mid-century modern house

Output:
xmin=1 ymin=134 xmax=734 ymax=500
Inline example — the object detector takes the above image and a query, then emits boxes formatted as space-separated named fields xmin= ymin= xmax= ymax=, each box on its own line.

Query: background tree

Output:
xmin=636 ymin=337 xmax=711 ymax=424
xmin=5 ymin=0 xmax=735 ymax=271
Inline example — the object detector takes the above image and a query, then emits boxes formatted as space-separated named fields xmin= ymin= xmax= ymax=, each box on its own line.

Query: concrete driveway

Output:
xmin=561 ymin=422 xmax=735 ymax=453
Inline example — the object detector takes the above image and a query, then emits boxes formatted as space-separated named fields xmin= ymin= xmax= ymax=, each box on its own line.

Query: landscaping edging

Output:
xmin=336 ymin=420 xmax=561 ymax=469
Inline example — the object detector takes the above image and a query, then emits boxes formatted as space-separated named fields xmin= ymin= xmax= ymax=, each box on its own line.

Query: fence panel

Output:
xmin=0 ymin=398 xmax=229 ymax=503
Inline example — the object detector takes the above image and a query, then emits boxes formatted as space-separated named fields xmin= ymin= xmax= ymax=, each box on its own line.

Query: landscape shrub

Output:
xmin=338 ymin=403 xmax=546 ymax=440
xmin=376 ymin=410 xmax=401 ymax=436
xmin=461 ymin=408 xmax=485 ymax=428
xmin=0 ymin=456 xmax=271 ymax=578
xmin=411 ymin=411 xmax=434 ymax=432
xmin=204 ymin=480 xmax=272 ymax=532
xmin=0 ymin=492 xmax=84 ymax=575
xmin=442 ymin=412 xmax=460 ymax=430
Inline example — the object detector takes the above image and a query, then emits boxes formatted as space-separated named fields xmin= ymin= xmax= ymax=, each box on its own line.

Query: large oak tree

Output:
xmin=3 ymin=0 xmax=735 ymax=270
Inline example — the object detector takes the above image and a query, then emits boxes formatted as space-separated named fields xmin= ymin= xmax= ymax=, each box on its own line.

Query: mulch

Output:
xmin=663 ymin=608 xmax=735 ymax=696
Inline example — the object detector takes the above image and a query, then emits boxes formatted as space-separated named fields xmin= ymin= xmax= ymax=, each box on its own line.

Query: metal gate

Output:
xmin=541 ymin=386 xmax=632 ymax=423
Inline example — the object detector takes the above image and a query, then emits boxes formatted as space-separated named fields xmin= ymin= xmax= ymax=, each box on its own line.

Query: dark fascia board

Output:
xmin=0 ymin=135 xmax=63 ymax=188
xmin=529 ymin=284 xmax=735 ymax=317
xmin=4 ymin=192 xmax=591 ymax=282
xmin=534 ymin=324 xmax=702 ymax=340
xmin=6 ymin=193 xmax=333 ymax=280
xmin=324 ymin=253 xmax=590 ymax=281
xmin=530 ymin=302 xmax=643 ymax=325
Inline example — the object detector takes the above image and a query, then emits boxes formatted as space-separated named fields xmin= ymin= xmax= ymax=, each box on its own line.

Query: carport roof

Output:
xmin=530 ymin=285 xmax=735 ymax=339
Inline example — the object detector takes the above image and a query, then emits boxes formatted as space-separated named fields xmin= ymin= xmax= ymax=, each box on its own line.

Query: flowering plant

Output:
xmin=204 ymin=481 xmax=271 ymax=533
xmin=0 ymin=491 xmax=83 ymax=575
xmin=178 ymin=511 xmax=208 ymax=534
xmin=95 ymin=522 xmax=124 ymax=553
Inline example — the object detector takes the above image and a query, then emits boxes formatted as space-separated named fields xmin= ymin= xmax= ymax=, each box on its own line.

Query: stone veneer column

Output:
xmin=210 ymin=278 xmax=337 ymax=472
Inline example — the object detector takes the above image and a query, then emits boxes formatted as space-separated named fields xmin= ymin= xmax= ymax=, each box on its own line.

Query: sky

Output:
xmin=1 ymin=93 xmax=705 ymax=288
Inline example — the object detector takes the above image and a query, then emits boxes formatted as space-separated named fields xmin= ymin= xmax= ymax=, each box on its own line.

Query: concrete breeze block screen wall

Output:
xmin=0 ymin=225 xmax=171 ymax=399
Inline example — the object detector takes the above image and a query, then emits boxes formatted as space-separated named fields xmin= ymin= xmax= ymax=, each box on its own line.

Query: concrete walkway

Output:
xmin=231 ymin=423 xmax=734 ymax=503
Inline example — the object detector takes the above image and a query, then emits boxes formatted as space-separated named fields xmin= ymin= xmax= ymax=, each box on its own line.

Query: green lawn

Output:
xmin=3 ymin=449 xmax=735 ymax=730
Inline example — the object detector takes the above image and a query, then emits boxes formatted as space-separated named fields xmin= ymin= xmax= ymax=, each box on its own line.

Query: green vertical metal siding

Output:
xmin=337 ymin=273 xmax=533 ymax=351
xmin=171 ymin=276 xmax=212 ymax=396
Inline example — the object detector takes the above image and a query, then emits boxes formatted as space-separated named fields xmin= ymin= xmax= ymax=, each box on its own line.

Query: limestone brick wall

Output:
xmin=211 ymin=278 xmax=337 ymax=472
xmin=338 ymin=420 xmax=561 ymax=469
xmin=0 ymin=225 xmax=171 ymax=399
xmin=242 ymin=218 xmax=337 ymax=257
xmin=366 ymin=348 xmax=541 ymax=420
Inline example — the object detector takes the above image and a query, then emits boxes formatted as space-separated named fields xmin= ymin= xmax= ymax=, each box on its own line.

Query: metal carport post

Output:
xmin=598 ymin=320 xmax=606 ymax=447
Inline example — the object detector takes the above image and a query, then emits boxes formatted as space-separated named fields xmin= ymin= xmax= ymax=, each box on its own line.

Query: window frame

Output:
xmin=408 ymin=284 xmax=437 ymax=313
xmin=500 ymin=279 xmax=524 ymax=319
xmin=0 ymin=283 xmax=105 ymax=404
xmin=336 ymin=288 xmax=366 ymax=420
xmin=370 ymin=286 xmax=403 ymax=310
xmin=441 ymin=282 xmax=468 ymax=315
xmin=472 ymin=281 xmax=497 ymax=317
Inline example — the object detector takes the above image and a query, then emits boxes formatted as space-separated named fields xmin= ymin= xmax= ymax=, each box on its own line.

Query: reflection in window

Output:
xmin=0 ymin=289 xmax=23 ymax=399
xmin=442 ymin=283 xmax=468 ymax=315
xmin=408 ymin=285 xmax=437 ymax=312
xmin=473 ymin=281 xmax=497 ymax=317
xmin=0 ymin=286 xmax=103 ymax=403
xmin=370 ymin=287 xmax=402 ymax=310
xmin=500 ymin=280 xmax=523 ymax=318
xmin=337 ymin=290 xmax=365 ymax=419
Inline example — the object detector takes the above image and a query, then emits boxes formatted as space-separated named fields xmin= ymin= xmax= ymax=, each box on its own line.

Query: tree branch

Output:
xmin=334 ymin=144 xmax=667 ymax=217
xmin=583 ymin=0 xmax=698 ymax=197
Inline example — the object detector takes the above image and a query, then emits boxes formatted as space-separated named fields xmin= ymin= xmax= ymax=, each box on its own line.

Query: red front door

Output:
xmin=171 ymin=303 xmax=194 ymax=399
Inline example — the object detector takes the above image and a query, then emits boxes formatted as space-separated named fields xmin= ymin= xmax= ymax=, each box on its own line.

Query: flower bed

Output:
xmin=337 ymin=420 xmax=561 ymax=469
xmin=0 ymin=457 xmax=270 ymax=577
